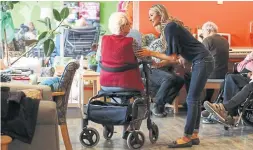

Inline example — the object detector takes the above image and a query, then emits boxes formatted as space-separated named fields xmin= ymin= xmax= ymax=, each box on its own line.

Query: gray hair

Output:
xmin=108 ymin=12 xmax=129 ymax=35
xmin=202 ymin=21 xmax=218 ymax=33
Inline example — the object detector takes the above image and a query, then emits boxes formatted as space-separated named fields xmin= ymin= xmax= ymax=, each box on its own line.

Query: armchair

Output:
xmin=2 ymin=61 xmax=80 ymax=150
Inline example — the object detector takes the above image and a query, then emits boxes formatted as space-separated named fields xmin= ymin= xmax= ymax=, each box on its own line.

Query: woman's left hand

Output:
xmin=135 ymin=49 xmax=152 ymax=58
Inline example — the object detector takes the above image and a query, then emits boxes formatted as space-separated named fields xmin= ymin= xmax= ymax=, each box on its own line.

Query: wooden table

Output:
xmin=82 ymin=70 xmax=100 ymax=96
xmin=1 ymin=135 xmax=12 ymax=150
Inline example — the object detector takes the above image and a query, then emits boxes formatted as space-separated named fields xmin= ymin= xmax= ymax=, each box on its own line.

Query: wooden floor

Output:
xmin=61 ymin=110 xmax=253 ymax=150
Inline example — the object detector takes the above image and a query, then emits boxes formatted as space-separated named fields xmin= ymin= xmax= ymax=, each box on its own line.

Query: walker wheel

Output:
xmin=103 ymin=125 xmax=114 ymax=140
xmin=127 ymin=131 xmax=145 ymax=149
xmin=149 ymin=122 xmax=159 ymax=144
xmin=79 ymin=127 xmax=100 ymax=148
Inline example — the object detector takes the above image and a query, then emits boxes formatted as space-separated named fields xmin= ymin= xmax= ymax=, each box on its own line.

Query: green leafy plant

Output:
xmin=37 ymin=7 xmax=70 ymax=57
xmin=0 ymin=1 xmax=20 ymax=66
xmin=87 ymin=53 xmax=98 ymax=65
xmin=0 ymin=2 xmax=71 ymax=66
xmin=0 ymin=1 xmax=19 ymax=12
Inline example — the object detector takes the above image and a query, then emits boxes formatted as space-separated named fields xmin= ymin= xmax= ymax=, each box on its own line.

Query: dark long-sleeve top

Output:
xmin=164 ymin=22 xmax=211 ymax=62
xmin=202 ymin=34 xmax=229 ymax=79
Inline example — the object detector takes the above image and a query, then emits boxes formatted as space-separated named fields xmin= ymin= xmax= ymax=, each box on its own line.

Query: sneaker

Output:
xmin=201 ymin=110 xmax=210 ymax=118
xmin=202 ymin=118 xmax=217 ymax=124
xmin=203 ymin=101 xmax=227 ymax=122
xmin=152 ymin=104 xmax=167 ymax=117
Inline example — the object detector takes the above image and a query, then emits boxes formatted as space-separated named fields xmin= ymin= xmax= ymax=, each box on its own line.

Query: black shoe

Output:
xmin=152 ymin=104 xmax=167 ymax=117
xmin=122 ymin=131 xmax=130 ymax=140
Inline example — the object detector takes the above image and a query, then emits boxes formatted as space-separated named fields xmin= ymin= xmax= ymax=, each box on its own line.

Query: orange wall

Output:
xmin=139 ymin=1 xmax=253 ymax=47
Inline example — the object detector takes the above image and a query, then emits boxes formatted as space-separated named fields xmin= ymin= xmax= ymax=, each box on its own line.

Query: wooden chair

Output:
xmin=51 ymin=61 xmax=80 ymax=150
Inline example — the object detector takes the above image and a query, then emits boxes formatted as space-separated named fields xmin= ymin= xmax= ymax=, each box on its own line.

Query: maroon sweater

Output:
xmin=100 ymin=35 xmax=144 ymax=91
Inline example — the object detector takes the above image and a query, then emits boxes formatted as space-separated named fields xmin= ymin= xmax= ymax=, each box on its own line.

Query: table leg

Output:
xmin=93 ymin=80 xmax=97 ymax=96
xmin=1 ymin=135 xmax=12 ymax=150
xmin=96 ymin=76 xmax=101 ymax=94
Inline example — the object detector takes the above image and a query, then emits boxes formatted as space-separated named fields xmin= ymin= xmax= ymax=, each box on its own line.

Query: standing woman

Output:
xmin=136 ymin=4 xmax=214 ymax=148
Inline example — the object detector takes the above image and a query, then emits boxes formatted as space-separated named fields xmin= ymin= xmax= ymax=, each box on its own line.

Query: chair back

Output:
xmin=56 ymin=61 xmax=80 ymax=124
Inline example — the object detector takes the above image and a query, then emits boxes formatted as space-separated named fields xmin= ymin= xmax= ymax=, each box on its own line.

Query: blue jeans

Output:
xmin=149 ymin=68 xmax=184 ymax=105
xmin=184 ymin=56 xmax=214 ymax=136
xmin=223 ymin=74 xmax=250 ymax=104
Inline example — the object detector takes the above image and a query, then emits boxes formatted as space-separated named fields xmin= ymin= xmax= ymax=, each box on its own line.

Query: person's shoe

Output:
xmin=204 ymin=101 xmax=228 ymax=122
xmin=168 ymin=136 xmax=192 ymax=148
xmin=122 ymin=131 xmax=130 ymax=140
xmin=202 ymin=117 xmax=217 ymax=124
xmin=191 ymin=133 xmax=200 ymax=145
xmin=152 ymin=104 xmax=167 ymax=117
xmin=201 ymin=110 xmax=210 ymax=118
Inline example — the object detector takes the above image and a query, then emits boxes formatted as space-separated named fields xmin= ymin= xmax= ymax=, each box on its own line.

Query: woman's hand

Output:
xmin=135 ymin=49 xmax=153 ymax=58
xmin=178 ymin=56 xmax=186 ymax=68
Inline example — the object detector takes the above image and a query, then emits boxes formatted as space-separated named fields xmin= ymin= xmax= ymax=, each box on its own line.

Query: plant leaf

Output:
xmin=37 ymin=19 xmax=47 ymax=25
xmin=12 ymin=1 xmax=19 ymax=4
xmin=38 ymin=31 xmax=48 ymax=41
xmin=7 ymin=2 xmax=14 ymax=9
xmin=44 ymin=39 xmax=55 ymax=57
xmin=53 ymin=9 xmax=61 ymax=22
xmin=60 ymin=24 xmax=71 ymax=29
xmin=60 ymin=7 xmax=69 ymax=20
xmin=49 ymin=32 xmax=55 ymax=39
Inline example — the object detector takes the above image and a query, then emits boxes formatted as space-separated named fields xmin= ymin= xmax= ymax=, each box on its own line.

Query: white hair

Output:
xmin=202 ymin=21 xmax=218 ymax=33
xmin=108 ymin=12 xmax=129 ymax=35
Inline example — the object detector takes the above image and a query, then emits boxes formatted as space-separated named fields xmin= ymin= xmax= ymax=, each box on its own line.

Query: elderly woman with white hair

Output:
xmin=135 ymin=4 xmax=214 ymax=148
xmin=99 ymin=12 xmax=144 ymax=139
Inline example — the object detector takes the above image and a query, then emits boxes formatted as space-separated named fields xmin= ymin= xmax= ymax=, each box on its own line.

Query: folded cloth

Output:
xmin=1 ymin=89 xmax=40 ymax=144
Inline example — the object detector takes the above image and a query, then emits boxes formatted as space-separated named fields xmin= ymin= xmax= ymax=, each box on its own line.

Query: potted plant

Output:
xmin=86 ymin=52 xmax=98 ymax=71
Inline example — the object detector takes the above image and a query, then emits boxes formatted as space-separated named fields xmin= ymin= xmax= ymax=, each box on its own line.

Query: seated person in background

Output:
xmin=204 ymin=76 xmax=253 ymax=123
xmin=144 ymin=27 xmax=184 ymax=117
xmin=99 ymin=12 xmax=144 ymax=139
xmin=201 ymin=21 xmax=229 ymax=103
xmin=25 ymin=22 xmax=37 ymax=40
xmin=75 ymin=17 xmax=87 ymax=27
xmin=202 ymin=51 xmax=253 ymax=123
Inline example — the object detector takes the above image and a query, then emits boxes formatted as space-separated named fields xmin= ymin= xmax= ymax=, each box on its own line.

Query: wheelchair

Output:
xmin=79 ymin=61 xmax=159 ymax=149
xmin=208 ymin=63 xmax=253 ymax=130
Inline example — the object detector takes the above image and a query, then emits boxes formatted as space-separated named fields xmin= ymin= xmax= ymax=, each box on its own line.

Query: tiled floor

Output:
xmin=60 ymin=109 xmax=253 ymax=150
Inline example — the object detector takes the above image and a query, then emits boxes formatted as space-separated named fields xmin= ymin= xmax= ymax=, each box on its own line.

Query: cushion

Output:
xmin=39 ymin=77 xmax=61 ymax=92
xmin=41 ymin=67 xmax=55 ymax=77
xmin=21 ymin=89 xmax=42 ymax=100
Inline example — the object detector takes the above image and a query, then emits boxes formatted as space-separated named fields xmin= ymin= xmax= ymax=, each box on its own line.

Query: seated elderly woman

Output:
xmin=99 ymin=12 xmax=144 ymax=139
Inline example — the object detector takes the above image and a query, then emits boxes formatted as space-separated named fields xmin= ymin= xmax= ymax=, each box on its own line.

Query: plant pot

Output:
xmin=88 ymin=64 xmax=97 ymax=72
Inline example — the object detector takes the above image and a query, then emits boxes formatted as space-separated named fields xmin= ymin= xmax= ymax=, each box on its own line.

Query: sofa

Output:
xmin=0 ymin=83 xmax=60 ymax=150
